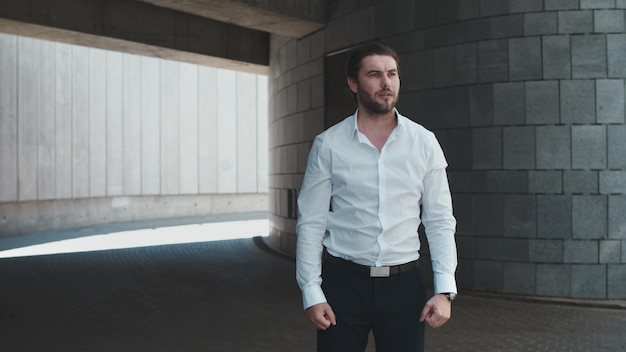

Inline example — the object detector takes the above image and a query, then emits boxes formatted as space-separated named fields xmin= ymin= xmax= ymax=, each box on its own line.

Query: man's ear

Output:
xmin=347 ymin=76 xmax=358 ymax=94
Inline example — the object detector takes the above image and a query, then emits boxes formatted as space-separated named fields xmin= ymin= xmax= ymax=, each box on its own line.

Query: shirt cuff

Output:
xmin=302 ymin=285 xmax=327 ymax=310
xmin=433 ymin=272 xmax=458 ymax=294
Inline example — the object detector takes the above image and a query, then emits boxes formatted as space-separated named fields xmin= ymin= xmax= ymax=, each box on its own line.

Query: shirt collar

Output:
xmin=349 ymin=108 xmax=405 ymax=140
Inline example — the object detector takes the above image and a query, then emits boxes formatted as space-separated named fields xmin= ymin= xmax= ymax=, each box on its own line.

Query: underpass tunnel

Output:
xmin=1 ymin=0 xmax=625 ymax=304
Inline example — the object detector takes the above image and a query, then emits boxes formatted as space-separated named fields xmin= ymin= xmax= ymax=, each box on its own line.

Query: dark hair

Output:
xmin=345 ymin=41 xmax=400 ymax=81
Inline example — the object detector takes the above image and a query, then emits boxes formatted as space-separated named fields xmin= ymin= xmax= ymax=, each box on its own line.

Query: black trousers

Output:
xmin=318 ymin=258 xmax=427 ymax=352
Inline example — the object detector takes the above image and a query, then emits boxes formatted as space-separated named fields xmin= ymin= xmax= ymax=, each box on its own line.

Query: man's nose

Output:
xmin=381 ymin=75 xmax=391 ymax=87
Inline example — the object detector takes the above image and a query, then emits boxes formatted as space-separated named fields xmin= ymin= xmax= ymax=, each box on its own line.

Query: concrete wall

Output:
xmin=0 ymin=0 xmax=270 ymax=74
xmin=0 ymin=33 xmax=268 ymax=237
xmin=266 ymin=32 xmax=325 ymax=255
xmin=267 ymin=0 xmax=626 ymax=300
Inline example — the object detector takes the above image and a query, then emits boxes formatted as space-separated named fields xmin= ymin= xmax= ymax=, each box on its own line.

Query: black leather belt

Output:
xmin=324 ymin=252 xmax=419 ymax=277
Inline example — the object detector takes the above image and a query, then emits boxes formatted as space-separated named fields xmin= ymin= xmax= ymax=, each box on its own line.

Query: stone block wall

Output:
xmin=266 ymin=32 xmax=326 ymax=254
xmin=268 ymin=0 xmax=626 ymax=300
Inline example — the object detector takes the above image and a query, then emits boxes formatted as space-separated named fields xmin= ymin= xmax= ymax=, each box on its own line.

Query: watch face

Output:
xmin=447 ymin=293 xmax=457 ymax=301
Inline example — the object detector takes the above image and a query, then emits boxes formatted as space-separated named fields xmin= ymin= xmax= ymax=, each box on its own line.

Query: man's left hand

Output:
xmin=419 ymin=294 xmax=451 ymax=328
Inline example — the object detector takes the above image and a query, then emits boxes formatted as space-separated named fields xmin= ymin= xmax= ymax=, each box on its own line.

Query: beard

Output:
xmin=357 ymin=87 xmax=398 ymax=115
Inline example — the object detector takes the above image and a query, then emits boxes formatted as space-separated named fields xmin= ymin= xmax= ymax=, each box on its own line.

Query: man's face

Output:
xmin=348 ymin=54 xmax=400 ymax=115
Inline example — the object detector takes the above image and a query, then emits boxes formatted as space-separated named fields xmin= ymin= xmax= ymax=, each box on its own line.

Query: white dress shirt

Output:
xmin=296 ymin=110 xmax=458 ymax=309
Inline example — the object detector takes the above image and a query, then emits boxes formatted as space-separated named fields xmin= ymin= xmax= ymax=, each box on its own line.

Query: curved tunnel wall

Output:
xmin=267 ymin=1 xmax=626 ymax=300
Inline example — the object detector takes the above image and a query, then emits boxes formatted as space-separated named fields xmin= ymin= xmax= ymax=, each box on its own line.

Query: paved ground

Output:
xmin=1 ymin=224 xmax=625 ymax=351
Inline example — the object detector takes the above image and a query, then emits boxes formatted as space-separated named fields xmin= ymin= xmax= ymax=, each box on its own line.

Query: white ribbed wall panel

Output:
xmin=0 ymin=33 xmax=268 ymax=203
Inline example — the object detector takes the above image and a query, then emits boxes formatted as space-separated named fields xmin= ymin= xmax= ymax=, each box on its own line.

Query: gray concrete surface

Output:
xmin=1 ymin=227 xmax=625 ymax=352
xmin=138 ymin=0 xmax=326 ymax=38
xmin=0 ymin=0 xmax=270 ymax=73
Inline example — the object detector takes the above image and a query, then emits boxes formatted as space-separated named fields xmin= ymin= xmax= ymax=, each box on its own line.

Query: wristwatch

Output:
xmin=442 ymin=292 xmax=457 ymax=302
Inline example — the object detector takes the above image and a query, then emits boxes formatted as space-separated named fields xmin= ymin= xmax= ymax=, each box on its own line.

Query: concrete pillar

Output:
xmin=267 ymin=0 xmax=626 ymax=300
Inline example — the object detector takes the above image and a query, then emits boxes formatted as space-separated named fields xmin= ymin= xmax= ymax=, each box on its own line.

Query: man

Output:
xmin=295 ymin=41 xmax=458 ymax=352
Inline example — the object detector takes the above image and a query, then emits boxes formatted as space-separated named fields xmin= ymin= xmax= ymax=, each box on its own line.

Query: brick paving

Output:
xmin=0 ymin=235 xmax=625 ymax=352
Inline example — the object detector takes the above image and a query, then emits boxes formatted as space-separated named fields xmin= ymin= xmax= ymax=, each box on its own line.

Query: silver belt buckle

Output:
xmin=370 ymin=266 xmax=390 ymax=277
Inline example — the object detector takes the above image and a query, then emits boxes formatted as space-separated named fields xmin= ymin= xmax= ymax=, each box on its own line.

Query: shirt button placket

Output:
xmin=376 ymin=151 xmax=386 ymax=267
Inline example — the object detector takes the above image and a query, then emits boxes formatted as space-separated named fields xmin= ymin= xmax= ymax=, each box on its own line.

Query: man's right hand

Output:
xmin=305 ymin=302 xmax=336 ymax=330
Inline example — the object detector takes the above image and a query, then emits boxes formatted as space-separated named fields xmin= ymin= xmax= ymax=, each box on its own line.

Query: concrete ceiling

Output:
xmin=0 ymin=0 xmax=326 ymax=73
xmin=137 ymin=0 xmax=326 ymax=38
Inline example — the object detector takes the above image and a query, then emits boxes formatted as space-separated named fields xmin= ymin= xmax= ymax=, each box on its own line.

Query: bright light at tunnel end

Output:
xmin=0 ymin=219 xmax=269 ymax=259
